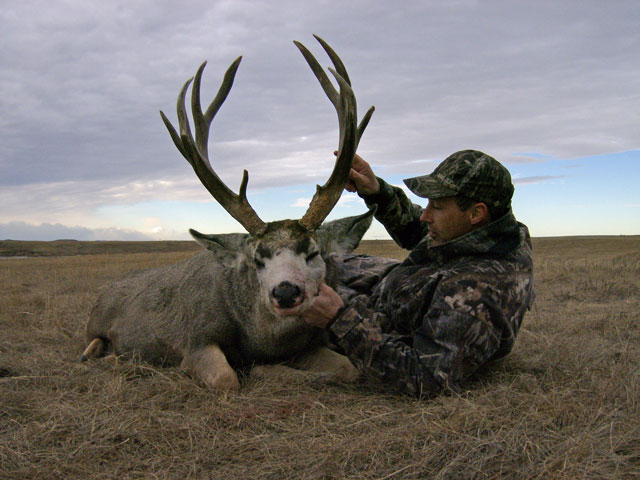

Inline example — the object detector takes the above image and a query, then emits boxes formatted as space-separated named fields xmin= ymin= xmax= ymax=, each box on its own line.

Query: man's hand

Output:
xmin=302 ymin=283 xmax=345 ymax=329
xmin=338 ymin=152 xmax=380 ymax=195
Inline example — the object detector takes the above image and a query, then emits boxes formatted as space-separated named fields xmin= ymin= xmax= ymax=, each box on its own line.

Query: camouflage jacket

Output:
xmin=329 ymin=178 xmax=535 ymax=397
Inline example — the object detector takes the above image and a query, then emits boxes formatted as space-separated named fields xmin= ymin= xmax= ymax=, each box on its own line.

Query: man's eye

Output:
xmin=306 ymin=251 xmax=320 ymax=263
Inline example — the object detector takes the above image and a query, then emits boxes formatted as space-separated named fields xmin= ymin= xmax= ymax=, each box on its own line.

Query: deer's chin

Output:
xmin=271 ymin=297 xmax=306 ymax=317
xmin=272 ymin=305 xmax=303 ymax=317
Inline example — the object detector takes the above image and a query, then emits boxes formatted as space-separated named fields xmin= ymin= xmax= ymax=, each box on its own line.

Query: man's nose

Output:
xmin=420 ymin=207 xmax=432 ymax=223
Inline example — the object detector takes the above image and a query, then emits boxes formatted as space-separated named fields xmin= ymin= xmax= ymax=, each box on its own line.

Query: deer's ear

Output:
xmin=315 ymin=205 xmax=376 ymax=256
xmin=189 ymin=229 xmax=251 ymax=266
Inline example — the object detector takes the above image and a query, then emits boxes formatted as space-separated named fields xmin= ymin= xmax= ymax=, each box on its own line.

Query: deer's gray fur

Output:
xmin=83 ymin=213 xmax=372 ymax=388
xmin=81 ymin=36 xmax=375 ymax=389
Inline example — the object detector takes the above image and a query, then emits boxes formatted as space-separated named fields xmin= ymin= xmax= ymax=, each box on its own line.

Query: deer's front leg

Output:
xmin=181 ymin=344 xmax=239 ymax=390
xmin=290 ymin=345 xmax=359 ymax=382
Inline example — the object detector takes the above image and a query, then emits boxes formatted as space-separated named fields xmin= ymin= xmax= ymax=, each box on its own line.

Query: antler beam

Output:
xmin=295 ymin=35 xmax=375 ymax=231
xmin=160 ymin=58 xmax=267 ymax=236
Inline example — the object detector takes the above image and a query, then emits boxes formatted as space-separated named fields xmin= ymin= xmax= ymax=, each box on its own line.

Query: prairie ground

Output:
xmin=1 ymin=237 xmax=638 ymax=479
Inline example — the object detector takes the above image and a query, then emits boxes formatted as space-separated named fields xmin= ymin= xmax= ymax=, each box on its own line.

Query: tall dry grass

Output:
xmin=1 ymin=237 xmax=638 ymax=479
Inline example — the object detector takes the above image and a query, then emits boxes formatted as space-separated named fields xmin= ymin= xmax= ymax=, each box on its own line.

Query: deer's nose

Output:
xmin=271 ymin=281 xmax=302 ymax=309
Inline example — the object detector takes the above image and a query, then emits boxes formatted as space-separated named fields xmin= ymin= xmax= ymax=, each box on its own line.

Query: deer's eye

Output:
xmin=254 ymin=257 xmax=265 ymax=269
xmin=306 ymin=251 xmax=320 ymax=263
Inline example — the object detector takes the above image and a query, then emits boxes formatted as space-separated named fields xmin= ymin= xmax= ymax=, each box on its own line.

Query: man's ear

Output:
xmin=189 ymin=229 xmax=251 ymax=267
xmin=469 ymin=202 xmax=489 ymax=226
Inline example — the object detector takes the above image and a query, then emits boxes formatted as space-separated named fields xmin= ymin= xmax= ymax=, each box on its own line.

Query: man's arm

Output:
xmin=361 ymin=178 xmax=427 ymax=250
xmin=330 ymin=304 xmax=444 ymax=396
xmin=346 ymin=154 xmax=427 ymax=250
xmin=304 ymin=280 xmax=504 ymax=397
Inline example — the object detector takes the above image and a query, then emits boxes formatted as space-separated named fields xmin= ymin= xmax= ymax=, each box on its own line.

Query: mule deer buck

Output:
xmin=81 ymin=36 xmax=376 ymax=390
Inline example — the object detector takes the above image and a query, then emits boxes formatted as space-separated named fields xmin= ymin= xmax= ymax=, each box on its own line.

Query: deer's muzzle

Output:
xmin=271 ymin=281 xmax=303 ymax=310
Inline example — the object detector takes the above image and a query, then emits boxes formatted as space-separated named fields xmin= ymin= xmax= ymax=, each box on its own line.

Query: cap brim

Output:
xmin=403 ymin=174 xmax=458 ymax=199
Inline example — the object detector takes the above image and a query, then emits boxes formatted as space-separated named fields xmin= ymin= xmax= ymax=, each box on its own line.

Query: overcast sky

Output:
xmin=1 ymin=0 xmax=638 ymax=241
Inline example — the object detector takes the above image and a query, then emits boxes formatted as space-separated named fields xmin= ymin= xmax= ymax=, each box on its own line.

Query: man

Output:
xmin=302 ymin=150 xmax=535 ymax=397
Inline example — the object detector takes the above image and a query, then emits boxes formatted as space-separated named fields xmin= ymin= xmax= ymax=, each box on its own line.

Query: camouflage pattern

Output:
xmin=328 ymin=181 xmax=535 ymax=397
xmin=355 ymin=178 xmax=428 ymax=250
xmin=403 ymin=150 xmax=514 ymax=208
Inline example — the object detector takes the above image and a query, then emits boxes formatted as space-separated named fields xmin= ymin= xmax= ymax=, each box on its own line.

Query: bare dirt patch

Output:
xmin=1 ymin=237 xmax=638 ymax=479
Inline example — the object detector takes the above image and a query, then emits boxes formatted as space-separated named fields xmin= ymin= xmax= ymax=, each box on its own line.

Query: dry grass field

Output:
xmin=1 ymin=237 xmax=638 ymax=479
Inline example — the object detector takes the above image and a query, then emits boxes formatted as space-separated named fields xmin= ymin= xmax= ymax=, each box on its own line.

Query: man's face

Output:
xmin=419 ymin=197 xmax=475 ymax=246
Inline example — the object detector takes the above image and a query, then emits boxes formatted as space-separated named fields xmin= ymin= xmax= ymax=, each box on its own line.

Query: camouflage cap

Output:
xmin=403 ymin=150 xmax=514 ymax=207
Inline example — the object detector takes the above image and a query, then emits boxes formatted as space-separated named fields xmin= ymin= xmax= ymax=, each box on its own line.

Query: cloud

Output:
xmin=290 ymin=192 xmax=358 ymax=209
xmin=291 ymin=198 xmax=310 ymax=208
xmin=4 ymin=1 xmax=639 ymax=186
xmin=1 ymin=1 xmax=639 ymax=239
xmin=513 ymin=175 xmax=567 ymax=185
xmin=337 ymin=193 xmax=360 ymax=206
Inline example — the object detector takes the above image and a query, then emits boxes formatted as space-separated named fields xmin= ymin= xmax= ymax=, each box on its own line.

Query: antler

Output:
xmin=160 ymin=58 xmax=267 ymax=236
xmin=160 ymin=36 xmax=374 ymax=236
xmin=294 ymin=35 xmax=375 ymax=231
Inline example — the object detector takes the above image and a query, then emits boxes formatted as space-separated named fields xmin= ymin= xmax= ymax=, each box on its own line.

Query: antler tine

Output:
xmin=160 ymin=59 xmax=267 ymax=236
xmin=159 ymin=80 xmax=191 ymax=160
xmin=192 ymin=58 xmax=242 ymax=161
xmin=295 ymin=36 xmax=375 ymax=231
xmin=312 ymin=35 xmax=351 ymax=88
xmin=296 ymin=36 xmax=375 ymax=147
xmin=293 ymin=40 xmax=340 ymax=108
xmin=357 ymin=105 xmax=375 ymax=146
